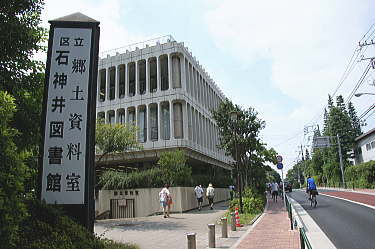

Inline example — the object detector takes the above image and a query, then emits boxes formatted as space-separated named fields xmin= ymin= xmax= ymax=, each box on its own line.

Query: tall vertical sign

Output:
xmin=39 ymin=13 xmax=100 ymax=231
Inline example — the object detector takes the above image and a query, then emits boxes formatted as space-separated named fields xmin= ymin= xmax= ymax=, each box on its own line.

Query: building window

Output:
xmin=138 ymin=106 xmax=147 ymax=142
xmin=173 ymin=102 xmax=183 ymax=138
xmin=149 ymin=57 xmax=157 ymax=93
xmin=161 ymin=103 xmax=170 ymax=140
xmin=160 ymin=56 xmax=169 ymax=91
xmin=118 ymin=109 xmax=125 ymax=124
xmin=139 ymin=60 xmax=146 ymax=95
xmin=109 ymin=67 xmax=115 ymax=100
xmin=172 ymin=55 xmax=181 ymax=89
xmin=119 ymin=65 xmax=125 ymax=98
xmin=150 ymin=104 xmax=158 ymax=141
xmin=128 ymin=62 xmax=135 ymax=97
xmin=99 ymin=69 xmax=106 ymax=101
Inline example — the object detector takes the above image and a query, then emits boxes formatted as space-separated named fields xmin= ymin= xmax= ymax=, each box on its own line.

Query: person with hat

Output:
xmin=206 ymin=183 xmax=215 ymax=210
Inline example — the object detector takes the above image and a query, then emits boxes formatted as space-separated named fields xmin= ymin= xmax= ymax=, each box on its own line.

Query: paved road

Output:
xmin=288 ymin=190 xmax=375 ymax=249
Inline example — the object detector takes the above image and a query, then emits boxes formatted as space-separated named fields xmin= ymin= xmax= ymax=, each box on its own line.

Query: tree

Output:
xmin=157 ymin=150 xmax=192 ymax=186
xmin=348 ymin=102 xmax=362 ymax=138
xmin=0 ymin=0 xmax=46 ymax=198
xmin=212 ymin=99 xmax=277 ymax=191
xmin=95 ymin=121 xmax=142 ymax=163
xmin=0 ymin=91 xmax=28 ymax=248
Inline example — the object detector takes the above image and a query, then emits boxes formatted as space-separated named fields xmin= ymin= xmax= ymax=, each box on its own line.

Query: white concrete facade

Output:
xmin=354 ymin=128 xmax=375 ymax=165
xmin=96 ymin=37 xmax=232 ymax=169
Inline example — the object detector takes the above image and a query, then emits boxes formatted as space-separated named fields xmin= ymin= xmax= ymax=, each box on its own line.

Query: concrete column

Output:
xmin=135 ymin=60 xmax=139 ymax=96
xmin=221 ymin=217 xmax=228 ymax=238
xmin=208 ymin=224 xmax=215 ymax=248
xmin=104 ymin=111 xmax=107 ymax=124
xmin=182 ymin=102 xmax=188 ymax=140
xmin=147 ymin=104 xmax=151 ymax=142
xmin=181 ymin=55 xmax=186 ymax=91
xmin=115 ymin=109 xmax=118 ymax=124
xmin=168 ymin=53 xmax=172 ymax=90
xmin=157 ymin=56 xmax=161 ymax=92
xmin=186 ymin=233 xmax=196 ymax=249
xmin=158 ymin=102 xmax=162 ymax=140
xmin=146 ymin=58 xmax=150 ymax=94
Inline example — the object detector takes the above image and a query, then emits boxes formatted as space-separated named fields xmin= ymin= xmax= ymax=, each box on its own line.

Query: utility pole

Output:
xmin=337 ymin=134 xmax=346 ymax=188
xmin=301 ymin=144 xmax=306 ymax=181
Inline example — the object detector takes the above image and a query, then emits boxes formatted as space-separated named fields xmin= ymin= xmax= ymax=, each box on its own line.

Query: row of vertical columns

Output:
xmin=97 ymin=53 xmax=186 ymax=102
xmin=97 ymin=100 xmax=188 ymax=143
xmin=184 ymin=60 xmax=223 ymax=111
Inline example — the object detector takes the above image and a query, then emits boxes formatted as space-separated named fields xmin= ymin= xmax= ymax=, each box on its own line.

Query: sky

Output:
xmin=42 ymin=0 xmax=375 ymax=175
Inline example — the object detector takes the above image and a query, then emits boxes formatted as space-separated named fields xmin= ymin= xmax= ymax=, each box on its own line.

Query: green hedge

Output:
xmin=345 ymin=161 xmax=375 ymax=189
xmin=229 ymin=187 xmax=265 ymax=214
xmin=99 ymin=168 xmax=232 ymax=190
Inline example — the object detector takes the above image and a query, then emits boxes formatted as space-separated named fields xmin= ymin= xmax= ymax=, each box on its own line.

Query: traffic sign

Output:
xmin=276 ymin=155 xmax=283 ymax=163
xmin=277 ymin=163 xmax=283 ymax=169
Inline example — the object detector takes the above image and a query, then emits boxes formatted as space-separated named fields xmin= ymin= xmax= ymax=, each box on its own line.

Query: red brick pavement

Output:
xmin=236 ymin=195 xmax=300 ymax=249
xmin=321 ymin=191 xmax=375 ymax=206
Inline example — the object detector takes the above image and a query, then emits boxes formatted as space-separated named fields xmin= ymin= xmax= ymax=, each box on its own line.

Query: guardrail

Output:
xmin=285 ymin=195 xmax=313 ymax=249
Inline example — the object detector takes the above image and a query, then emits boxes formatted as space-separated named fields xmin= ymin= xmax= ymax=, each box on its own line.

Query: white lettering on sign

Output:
xmin=41 ymin=28 xmax=92 ymax=204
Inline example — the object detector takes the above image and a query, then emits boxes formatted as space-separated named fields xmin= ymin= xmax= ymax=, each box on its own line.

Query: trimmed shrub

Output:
xmin=229 ymin=187 xmax=265 ymax=214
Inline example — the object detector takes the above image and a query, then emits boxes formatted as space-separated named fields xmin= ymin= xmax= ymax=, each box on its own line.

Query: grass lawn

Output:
xmin=219 ymin=211 xmax=260 ymax=225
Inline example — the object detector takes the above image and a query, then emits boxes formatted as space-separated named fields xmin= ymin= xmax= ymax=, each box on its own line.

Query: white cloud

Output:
xmin=204 ymin=0 xmax=373 ymax=171
xmin=42 ymin=0 xmax=146 ymax=53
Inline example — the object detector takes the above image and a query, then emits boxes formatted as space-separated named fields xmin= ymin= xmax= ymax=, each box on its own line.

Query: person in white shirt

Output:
xmin=194 ymin=185 xmax=204 ymax=210
xmin=271 ymin=182 xmax=279 ymax=202
xmin=159 ymin=184 xmax=170 ymax=218
xmin=206 ymin=183 xmax=215 ymax=210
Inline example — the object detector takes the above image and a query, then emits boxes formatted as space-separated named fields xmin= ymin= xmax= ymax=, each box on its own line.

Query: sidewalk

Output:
xmin=235 ymin=194 xmax=300 ymax=249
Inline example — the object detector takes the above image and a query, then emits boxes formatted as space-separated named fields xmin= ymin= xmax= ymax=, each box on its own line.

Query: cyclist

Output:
xmin=306 ymin=176 xmax=317 ymax=200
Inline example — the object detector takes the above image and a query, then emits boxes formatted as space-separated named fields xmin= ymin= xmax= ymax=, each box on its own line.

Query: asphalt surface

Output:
xmin=288 ymin=190 xmax=375 ymax=249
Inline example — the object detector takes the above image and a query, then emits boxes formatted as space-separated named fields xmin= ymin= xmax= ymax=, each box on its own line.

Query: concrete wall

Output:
xmin=96 ymin=187 xmax=229 ymax=218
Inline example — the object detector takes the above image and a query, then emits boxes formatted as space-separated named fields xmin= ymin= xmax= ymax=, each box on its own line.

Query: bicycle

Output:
xmin=310 ymin=191 xmax=317 ymax=208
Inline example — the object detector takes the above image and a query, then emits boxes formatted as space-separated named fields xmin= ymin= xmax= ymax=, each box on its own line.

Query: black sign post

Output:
xmin=39 ymin=12 xmax=100 ymax=232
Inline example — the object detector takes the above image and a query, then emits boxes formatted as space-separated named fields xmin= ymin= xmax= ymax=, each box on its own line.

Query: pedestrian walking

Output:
xmin=206 ymin=183 xmax=215 ymax=210
xmin=159 ymin=184 xmax=170 ymax=218
xmin=194 ymin=185 xmax=204 ymax=210
xmin=229 ymin=185 xmax=235 ymax=200
xmin=271 ymin=182 xmax=279 ymax=202
xmin=167 ymin=191 xmax=172 ymax=217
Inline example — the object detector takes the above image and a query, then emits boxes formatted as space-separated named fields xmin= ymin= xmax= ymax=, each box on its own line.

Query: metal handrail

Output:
xmin=300 ymin=227 xmax=313 ymax=249
xmin=286 ymin=196 xmax=313 ymax=249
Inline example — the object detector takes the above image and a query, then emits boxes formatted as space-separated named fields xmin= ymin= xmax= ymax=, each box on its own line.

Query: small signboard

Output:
xmin=277 ymin=163 xmax=283 ymax=169
xmin=276 ymin=155 xmax=283 ymax=163
xmin=118 ymin=199 xmax=127 ymax=207
xmin=312 ymin=136 xmax=331 ymax=149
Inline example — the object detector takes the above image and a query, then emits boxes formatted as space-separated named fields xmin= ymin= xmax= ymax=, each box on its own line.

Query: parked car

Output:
xmin=284 ymin=181 xmax=292 ymax=192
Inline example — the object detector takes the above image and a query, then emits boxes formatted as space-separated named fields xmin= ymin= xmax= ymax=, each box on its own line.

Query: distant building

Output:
xmin=353 ymin=128 xmax=375 ymax=165
xmin=95 ymin=36 xmax=232 ymax=172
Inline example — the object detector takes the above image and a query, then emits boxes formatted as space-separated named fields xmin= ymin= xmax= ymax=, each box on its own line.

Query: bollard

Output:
xmin=208 ymin=224 xmax=215 ymax=248
xmin=221 ymin=217 xmax=228 ymax=238
xmin=231 ymin=212 xmax=236 ymax=231
xmin=187 ymin=232 xmax=196 ymax=249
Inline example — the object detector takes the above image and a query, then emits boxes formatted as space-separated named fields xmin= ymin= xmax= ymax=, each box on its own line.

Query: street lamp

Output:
xmin=230 ymin=111 xmax=243 ymax=214
xmin=354 ymin=92 xmax=375 ymax=97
